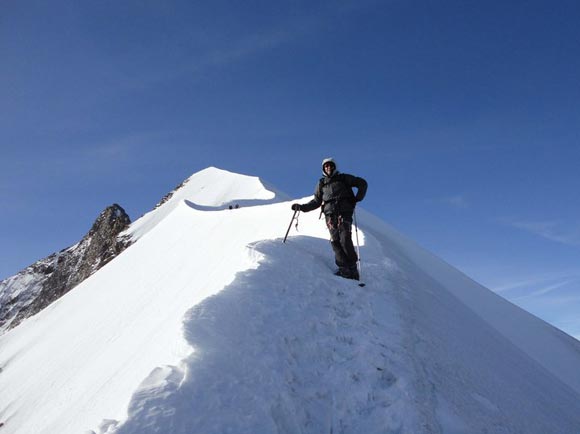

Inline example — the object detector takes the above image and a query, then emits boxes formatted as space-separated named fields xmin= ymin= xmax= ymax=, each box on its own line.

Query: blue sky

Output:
xmin=1 ymin=0 xmax=579 ymax=338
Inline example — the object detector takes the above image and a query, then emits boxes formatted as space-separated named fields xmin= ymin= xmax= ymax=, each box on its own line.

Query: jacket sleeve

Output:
xmin=300 ymin=182 xmax=323 ymax=212
xmin=349 ymin=175 xmax=368 ymax=202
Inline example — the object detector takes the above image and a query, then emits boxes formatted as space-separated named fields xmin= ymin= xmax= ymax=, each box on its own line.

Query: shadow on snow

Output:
xmin=111 ymin=235 xmax=405 ymax=434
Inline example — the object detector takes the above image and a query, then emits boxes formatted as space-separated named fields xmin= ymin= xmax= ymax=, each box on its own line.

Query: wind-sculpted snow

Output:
xmin=111 ymin=238 xmax=423 ymax=434
xmin=127 ymin=167 xmax=289 ymax=240
xmin=184 ymin=198 xmax=283 ymax=212
xmin=367 ymin=227 xmax=580 ymax=433
xmin=1 ymin=168 xmax=580 ymax=434
xmin=361 ymin=212 xmax=580 ymax=396
xmin=107 ymin=231 xmax=580 ymax=434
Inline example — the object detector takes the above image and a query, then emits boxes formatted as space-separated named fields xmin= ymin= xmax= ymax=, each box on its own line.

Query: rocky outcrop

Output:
xmin=0 ymin=204 xmax=131 ymax=335
xmin=154 ymin=179 xmax=189 ymax=209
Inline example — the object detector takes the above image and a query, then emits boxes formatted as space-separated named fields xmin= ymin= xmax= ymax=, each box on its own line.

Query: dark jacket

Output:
xmin=301 ymin=171 xmax=367 ymax=215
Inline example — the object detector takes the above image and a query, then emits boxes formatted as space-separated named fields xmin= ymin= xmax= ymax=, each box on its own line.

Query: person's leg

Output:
xmin=338 ymin=215 xmax=357 ymax=267
xmin=326 ymin=215 xmax=349 ymax=268
xmin=337 ymin=215 xmax=359 ymax=280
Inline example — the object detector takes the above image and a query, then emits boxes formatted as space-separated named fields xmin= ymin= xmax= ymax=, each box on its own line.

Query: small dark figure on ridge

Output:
xmin=291 ymin=158 xmax=368 ymax=280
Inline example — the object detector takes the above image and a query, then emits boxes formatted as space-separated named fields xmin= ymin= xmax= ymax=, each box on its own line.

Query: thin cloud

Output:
xmin=488 ymin=272 xmax=580 ymax=340
xmin=428 ymin=194 xmax=469 ymax=209
xmin=506 ymin=220 xmax=580 ymax=246
xmin=441 ymin=195 xmax=469 ymax=209
xmin=125 ymin=3 xmax=369 ymax=90
xmin=86 ymin=141 xmax=135 ymax=160
xmin=493 ymin=275 xmax=552 ymax=293
xmin=490 ymin=270 xmax=579 ymax=294
xmin=514 ymin=279 xmax=574 ymax=301
xmin=30 ymin=131 xmax=180 ymax=172
xmin=84 ymin=131 xmax=175 ymax=159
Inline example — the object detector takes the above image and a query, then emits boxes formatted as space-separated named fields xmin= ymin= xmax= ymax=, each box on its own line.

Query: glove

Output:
xmin=291 ymin=203 xmax=302 ymax=211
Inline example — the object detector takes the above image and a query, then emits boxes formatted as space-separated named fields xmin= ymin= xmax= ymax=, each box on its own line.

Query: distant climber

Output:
xmin=291 ymin=158 xmax=367 ymax=280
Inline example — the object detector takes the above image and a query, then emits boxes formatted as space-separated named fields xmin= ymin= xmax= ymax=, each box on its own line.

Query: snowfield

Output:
xmin=0 ymin=167 xmax=579 ymax=434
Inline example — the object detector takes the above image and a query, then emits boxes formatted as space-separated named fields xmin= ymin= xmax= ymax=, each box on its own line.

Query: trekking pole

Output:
xmin=353 ymin=210 xmax=365 ymax=287
xmin=283 ymin=210 xmax=299 ymax=243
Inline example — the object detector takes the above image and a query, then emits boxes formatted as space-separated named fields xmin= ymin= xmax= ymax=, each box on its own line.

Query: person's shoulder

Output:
xmin=344 ymin=172 xmax=365 ymax=179
xmin=339 ymin=172 xmax=356 ymax=180
xmin=341 ymin=173 xmax=367 ymax=185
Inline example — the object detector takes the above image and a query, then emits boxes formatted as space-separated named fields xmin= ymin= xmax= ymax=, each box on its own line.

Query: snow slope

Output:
xmin=0 ymin=167 xmax=579 ymax=434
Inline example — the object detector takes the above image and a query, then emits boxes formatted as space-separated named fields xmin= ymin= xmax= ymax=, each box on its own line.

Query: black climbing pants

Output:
xmin=325 ymin=213 xmax=358 ymax=269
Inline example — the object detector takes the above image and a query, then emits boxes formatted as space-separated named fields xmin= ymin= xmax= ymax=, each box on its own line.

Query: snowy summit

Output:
xmin=0 ymin=167 xmax=579 ymax=434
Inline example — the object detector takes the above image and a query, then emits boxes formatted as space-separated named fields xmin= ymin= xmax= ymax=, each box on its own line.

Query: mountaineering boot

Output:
xmin=334 ymin=266 xmax=359 ymax=281
xmin=349 ymin=266 xmax=360 ymax=281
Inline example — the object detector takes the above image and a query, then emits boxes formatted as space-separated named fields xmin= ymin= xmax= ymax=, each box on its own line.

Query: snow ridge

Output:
xmin=126 ymin=167 xmax=288 ymax=241
xmin=106 ymin=223 xmax=580 ymax=434
xmin=1 ymin=168 xmax=579 ymax=434
xmin=110 ymin=238 xmax=421 ymax=434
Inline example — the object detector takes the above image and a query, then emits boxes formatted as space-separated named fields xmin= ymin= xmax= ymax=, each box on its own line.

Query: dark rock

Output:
xmin=0 ymin=204 xmax=132 ymax=334
xmin=154 ymin=179 xmax=189 ymax=209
